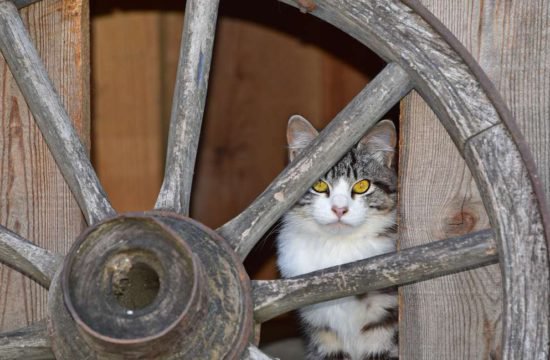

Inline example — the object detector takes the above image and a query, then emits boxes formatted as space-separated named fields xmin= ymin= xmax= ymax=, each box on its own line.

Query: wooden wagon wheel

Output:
xmin=0 ymin=0 xmax=548 ymax=358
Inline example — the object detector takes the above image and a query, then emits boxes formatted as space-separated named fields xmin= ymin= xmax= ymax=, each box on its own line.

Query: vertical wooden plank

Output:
xmin=91 ymin=10 xmax=165 ymax=212
xmin=399 ymin=0 xmax=550 ymax=358
xmin=399 ymin=94 xmax=500 ymax=358
xmin=0 ymin=0 xmax=88 ymax=331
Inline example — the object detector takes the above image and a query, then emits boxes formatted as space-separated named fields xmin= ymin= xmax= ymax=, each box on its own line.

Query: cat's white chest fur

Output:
xmin=277 ymin=213 xmax=397 ymax=359
xmin=277 ymin=210 xmax=396 ymax=277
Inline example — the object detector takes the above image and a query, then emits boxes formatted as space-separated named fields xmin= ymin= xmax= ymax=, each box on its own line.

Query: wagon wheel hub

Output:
xmin=48 ymin=213 xmax=254 ymax=359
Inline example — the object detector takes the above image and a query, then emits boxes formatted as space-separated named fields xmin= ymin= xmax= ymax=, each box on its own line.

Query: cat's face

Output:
xmin=286 ymin=116 xmax=397 ymax=235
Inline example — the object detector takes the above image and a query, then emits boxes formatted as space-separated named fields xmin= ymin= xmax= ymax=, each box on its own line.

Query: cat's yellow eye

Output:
xmin=352 ymin=179 xmax=370 ymax=194
xmin=312 ymin=180 xmax=329 ymax=193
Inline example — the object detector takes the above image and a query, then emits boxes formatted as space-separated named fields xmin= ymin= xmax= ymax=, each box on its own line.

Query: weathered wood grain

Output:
xmin=398 ymin=92 xmax=500 ymax=360
xmin=465 ymin=124 xmax=549 ymax=359
xmin=0 ymin=321 xmax=54 ymax=359
xmin=0 ymin=225 xmax=61 ymax=288
xmin=0 ymin=0 xmax=88 ymax=332
xmin=253 ymin=229 xmax=497 ymax=323
xmin=218 ymin=63 xmax=412 ymax=259
xmin=155 ymin=0 xmax=220 ymax=215
xmin=0 ymin=0 xmax=114 ymax=225
xmin=397 ymin=1 xmax=550 ymax=359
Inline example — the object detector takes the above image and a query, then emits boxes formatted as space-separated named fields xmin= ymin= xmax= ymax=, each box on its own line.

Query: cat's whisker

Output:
xmin=254 ymin=222 xmax=284 ymax=252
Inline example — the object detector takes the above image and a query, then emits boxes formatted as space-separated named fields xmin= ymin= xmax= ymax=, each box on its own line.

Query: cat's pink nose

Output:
xmin=331 ymin=206 xmax=348 ymax=219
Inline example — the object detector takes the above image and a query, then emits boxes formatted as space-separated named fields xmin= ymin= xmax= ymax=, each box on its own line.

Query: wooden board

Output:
xmin=91 ymin=9 xmax=166 ymax=212
xmin=0 ymin=0 xmax=88 ymax=331
xmin=399 ymin=0 xmax=550 ymax=358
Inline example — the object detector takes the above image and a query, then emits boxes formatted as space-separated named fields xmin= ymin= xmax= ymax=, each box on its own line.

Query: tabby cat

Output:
xmin=277 ymin=115 xmax=398 ymax=360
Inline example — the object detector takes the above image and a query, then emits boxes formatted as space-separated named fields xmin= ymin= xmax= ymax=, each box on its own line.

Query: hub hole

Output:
xmin=111 ymin=262 xmax=160 ymax=311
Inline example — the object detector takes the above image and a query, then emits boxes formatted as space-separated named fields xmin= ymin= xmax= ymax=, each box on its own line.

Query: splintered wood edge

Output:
xmin=155 ymin=0 xmax=220 ymax=215
xmin=253 ymin=229 xmax=497 ymax=323
xmin=0 ymin=225 xmax=63 ymax=288
xmin=0 ymin=0 xmax=115 ymax=225
xmin=0 ymin=321 xmax=55 ymax=359
xmin=218 ymin=63 xmax=413 ymax=259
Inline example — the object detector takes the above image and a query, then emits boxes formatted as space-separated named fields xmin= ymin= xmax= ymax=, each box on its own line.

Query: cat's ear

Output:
xmin=287 ymin=115 xmax=319 ymax=161
xmin=358 ymin=119 xmax=397 ymax=167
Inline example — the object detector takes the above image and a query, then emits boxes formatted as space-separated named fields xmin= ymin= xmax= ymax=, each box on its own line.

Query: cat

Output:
xmin=276 ymin=115 xmax=398 ymax=360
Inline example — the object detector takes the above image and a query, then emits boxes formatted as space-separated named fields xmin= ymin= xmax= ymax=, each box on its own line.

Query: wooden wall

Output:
xmin=0 ymin=0 xmax=88 ymax=332
xmin=398 ymin=0 xmax=550 ymax=359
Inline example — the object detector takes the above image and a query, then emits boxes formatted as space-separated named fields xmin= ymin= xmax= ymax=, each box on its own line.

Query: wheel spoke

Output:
xmin=0 ymin=225 xmax=62 ymax=288
xmin=0 ymin=1 xmax=115 ymax=225
xmin=245 ymin=344 xmax=277 ymax=360
xmin=155 ymin=0 xmax=220 ymax=215
xmin=253 ymin=229 xmax=497 ymax=323
xmin=0 ymin=321 xmax=54 ymax=359
xmin=218 ymin=63 xmax=412 ymax=259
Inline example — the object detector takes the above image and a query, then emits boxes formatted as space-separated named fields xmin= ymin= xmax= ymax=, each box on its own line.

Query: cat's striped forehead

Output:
xmin=323 ymin=146 xmax=396 ymax=192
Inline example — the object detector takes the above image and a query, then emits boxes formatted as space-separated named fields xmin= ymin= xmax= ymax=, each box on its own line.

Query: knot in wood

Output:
xmin=443 ymin=210 xmax=478 ymax=238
